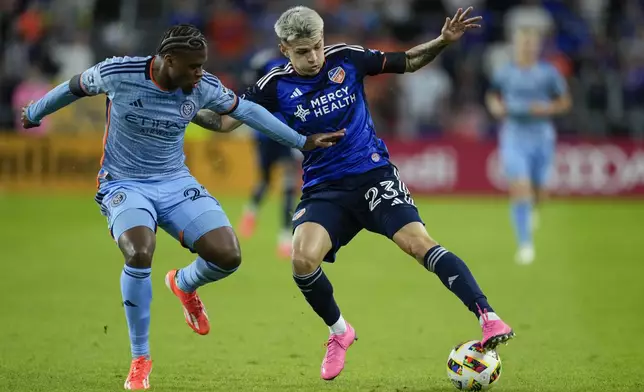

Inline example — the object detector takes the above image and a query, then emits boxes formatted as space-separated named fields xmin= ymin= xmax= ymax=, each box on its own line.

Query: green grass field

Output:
xmin=0 ymin=194 xmax=642 ymax=391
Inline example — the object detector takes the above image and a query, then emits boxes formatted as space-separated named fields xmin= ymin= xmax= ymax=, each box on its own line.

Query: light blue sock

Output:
xmin=120 ymin=265 xmax=152 ymax=359
xmin=511 ymin=199 xmax=532 ymax=246
xmin=177 ymin=256 xmax=238 ymax=293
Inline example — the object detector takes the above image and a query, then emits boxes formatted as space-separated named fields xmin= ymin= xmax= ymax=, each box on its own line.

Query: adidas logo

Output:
xmin=290 ymin=88 xmax=303 ymax=98
xmin=129 ymin=99 xmax=143 ymax=108
xmin=391 ymin=198 xmax=404 ymax=206
xmin=123 ymin=300 xmax=138 ymax=307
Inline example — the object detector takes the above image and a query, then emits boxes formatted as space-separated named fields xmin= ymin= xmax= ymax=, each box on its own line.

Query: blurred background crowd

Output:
xmin=1 ymin=0 xmax=642 ymax=141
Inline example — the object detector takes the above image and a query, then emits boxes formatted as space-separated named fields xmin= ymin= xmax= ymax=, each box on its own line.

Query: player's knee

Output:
xmin=198 ymin=239 xmax=242 ymax=270
xmin=509 ymin=180 xmax=532 ymax=200
xmin=118 ymin=226 xmax=156 ymax=268
xmin=125 ymin=247 xmax=154 ymax=268
xmin=394 ymin=224 xmax=438 ymax=260
xmin=291 ymin=248 xmax=321 ymax=275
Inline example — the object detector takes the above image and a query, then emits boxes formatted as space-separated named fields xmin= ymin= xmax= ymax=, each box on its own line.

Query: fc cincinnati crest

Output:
xmin=180 ymin=100 xmax=197 ymax=119
xmin=328 ymin=66 xmax=345 ymax=84
xmin=111 ymin=192 xmax=127 ymax=206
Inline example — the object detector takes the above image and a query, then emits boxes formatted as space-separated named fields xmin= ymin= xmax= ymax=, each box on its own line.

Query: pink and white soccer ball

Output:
xmin=446 ymin=340 xmax=502 ymax=390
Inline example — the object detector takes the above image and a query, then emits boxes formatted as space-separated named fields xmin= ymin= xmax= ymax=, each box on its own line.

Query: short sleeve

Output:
xmin=341 ymin=45 xmax=406 ymax=76
xmin=80 ymin=61 xmax=120 ymax=95
xmin=201 ymin=73 xmax=240 ymax=115
xmin=363 ymin=48 xmax=406 ymax=76
xmin=240 ymin=77 xmax=279 ymax=113
xmin=79 ymin=57 xmax=148 ymax=96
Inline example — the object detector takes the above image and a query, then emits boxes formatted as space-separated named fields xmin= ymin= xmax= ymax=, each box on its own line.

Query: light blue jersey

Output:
xmin=81 ymin=56 xmax=238 ymax=179
xmin=27 ymin=55 xmax=308 ymax=245
xmin=491 ymin=61 xmax=566 ymax=185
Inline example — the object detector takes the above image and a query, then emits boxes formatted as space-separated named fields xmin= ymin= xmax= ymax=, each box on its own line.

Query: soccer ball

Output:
xmin=446 ymin=340 xmax=502 ymax=391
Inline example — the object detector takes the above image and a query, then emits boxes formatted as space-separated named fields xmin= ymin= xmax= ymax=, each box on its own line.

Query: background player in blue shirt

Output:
xmin=212 ymin=6 xmax=514 ymax=381
xmin=237 ymin=48 xmax=299 ymax=259
xmin=486 ymin=27 xmax=572 ymax=265
xmin=21 ymin=24 xmax=343 ymax=391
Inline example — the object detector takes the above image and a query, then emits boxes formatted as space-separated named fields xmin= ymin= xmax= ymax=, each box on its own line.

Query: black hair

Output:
xmin=157 ymin=24 xmax=207 ymax=55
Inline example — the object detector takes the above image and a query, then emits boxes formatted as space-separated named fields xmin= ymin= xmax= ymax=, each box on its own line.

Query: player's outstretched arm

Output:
xmin=228 ymin=99 xmax=344 ymax=150
xmin=191 ymin=110 xmax=244 ymax=133
xmin=192 ymin=110 xmax=223 ymax=132
xmin=21 ymin=75 xmax=89 ymax=129
xmin=404 ymin=7 xmax=482 ymax=73
xmin=22 ymin=60 xmax=113 ymax=129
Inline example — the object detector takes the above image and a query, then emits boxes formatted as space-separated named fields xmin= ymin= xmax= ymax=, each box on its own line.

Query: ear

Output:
xmin=278 ymin=43 xmax=289 ymax=59
xmin=163 ymin=53 xmax=174 ymax=67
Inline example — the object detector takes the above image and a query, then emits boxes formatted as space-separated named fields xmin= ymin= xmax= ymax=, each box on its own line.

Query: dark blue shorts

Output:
xmin=292 ymin=164 xmax=423 ymax=262
xmin=256 ymin=137 xmax=294 ymax=171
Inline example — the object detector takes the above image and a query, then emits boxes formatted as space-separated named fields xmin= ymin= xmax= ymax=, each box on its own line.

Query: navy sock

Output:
xmin=282 ymin=187 xmax=295 ymax=229
xmin=121 ymin=265 xmax=152 ymax=358
xmin=424 ymin=246 xmax=492 ymax=317
xmin=251 ymin=180 xmax=268 ymax=207
xmin=293 ymin=267 xmax=341 ymax=326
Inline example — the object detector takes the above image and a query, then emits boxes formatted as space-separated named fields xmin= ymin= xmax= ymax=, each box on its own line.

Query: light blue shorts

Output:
xmin=95 ymin=172 xmax=231 ymax=251
xmin=499 ymin=138 xmax=555 ymax=188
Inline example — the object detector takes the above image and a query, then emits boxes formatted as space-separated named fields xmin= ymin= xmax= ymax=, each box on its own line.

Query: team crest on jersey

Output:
xmin=328 ymin=66 xmax=345 ymax=84
xmin=292 ymin=208 xmax=306 ymax=221
xmin=111 ymin=192 xmax=127 ymax=207
xmin=180 ymin=100 xmax=197 ymax=119
xmin=371 ymin=153 xmax=381 ymax=162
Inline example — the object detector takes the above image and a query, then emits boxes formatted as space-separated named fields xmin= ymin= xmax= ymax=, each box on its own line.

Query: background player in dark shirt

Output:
xmin=237 ymin=48 xmax=299 ymax=259
xmin=210 ymin=5 xmax=514 ymax=381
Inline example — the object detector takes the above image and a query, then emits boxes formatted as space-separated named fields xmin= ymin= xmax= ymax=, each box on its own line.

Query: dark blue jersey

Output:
xmin=241 ymin=43 xmax=406 ymax=189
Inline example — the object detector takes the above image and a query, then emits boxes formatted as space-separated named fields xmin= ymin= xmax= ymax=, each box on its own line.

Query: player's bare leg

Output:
xmin=292 ymin=222 xmax=357 ymax=380
xmin=509 ymin=179 xmax=535 ymax=264
xmin=166 ymin=226 xmax=241 ymax=335
xmin=392 ymin=222 xmax=514 ymax=349
xmin=118 ymin=226 xmax=156 ymax=390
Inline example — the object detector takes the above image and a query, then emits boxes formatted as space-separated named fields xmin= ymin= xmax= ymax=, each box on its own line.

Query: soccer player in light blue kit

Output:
xmin=210 ymin=6 xmax=514 ymax=381
xmin=21 ymin=25 xmax=343 ymax=390
xmin=486 ymin=27 xmax=571 ymax=265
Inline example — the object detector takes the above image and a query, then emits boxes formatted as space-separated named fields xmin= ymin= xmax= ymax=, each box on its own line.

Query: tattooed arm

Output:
xmin=191 ymin=109 xmax=223 ymax=131
xmin=191 ymin=109 xmax=245 ymax=133
xmin=404 ymin=6 xmax=482 ymax=73
xmin=405 ymin=37 xmax=451 ymax=73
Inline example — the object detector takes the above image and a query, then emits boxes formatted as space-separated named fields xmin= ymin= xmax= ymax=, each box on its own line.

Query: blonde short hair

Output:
xmin=274 ymin=6 xmax=324 ymax=43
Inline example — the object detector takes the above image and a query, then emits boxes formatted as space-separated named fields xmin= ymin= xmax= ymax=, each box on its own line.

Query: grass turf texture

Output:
xmin=0 ymin=194 xmax=642 ymax=391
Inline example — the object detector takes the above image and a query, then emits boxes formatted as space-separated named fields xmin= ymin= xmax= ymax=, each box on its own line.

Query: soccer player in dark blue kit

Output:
xmin=213 ymin=6 xmax=515 ymax=380
xmin=238 ymin=48 xmax=299 ymax=258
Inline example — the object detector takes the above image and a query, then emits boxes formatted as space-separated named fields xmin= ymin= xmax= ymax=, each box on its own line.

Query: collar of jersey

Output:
xmin=147 ymin=56 xmax=174 ymax=93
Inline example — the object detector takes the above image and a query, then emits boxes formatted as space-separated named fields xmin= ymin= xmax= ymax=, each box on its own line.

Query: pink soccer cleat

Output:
xmin=320 ymin=323 xmax=358 ymax=380
xmin=479 ymin=308 xmax=515 ymax=349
